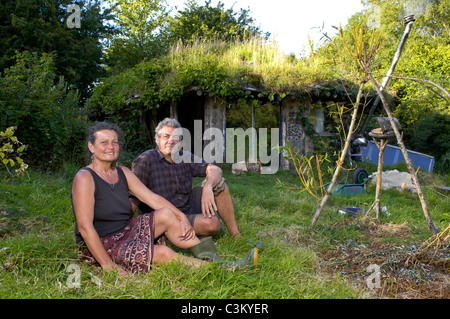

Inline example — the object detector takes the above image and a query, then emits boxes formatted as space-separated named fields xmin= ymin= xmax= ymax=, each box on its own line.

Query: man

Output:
xmin=131 ymin=118 xmax=242 ymax=240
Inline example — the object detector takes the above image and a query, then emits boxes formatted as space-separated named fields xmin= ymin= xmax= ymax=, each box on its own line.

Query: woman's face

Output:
xmin=88 ymin=129 xmax=119 ymax=163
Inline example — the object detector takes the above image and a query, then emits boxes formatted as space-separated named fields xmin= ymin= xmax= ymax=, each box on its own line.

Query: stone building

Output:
xmin=148 ymin=83 xmax=361 ymax=171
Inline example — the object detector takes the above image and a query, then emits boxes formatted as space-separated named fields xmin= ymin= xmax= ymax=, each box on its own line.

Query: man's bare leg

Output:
xmin=192 ymin=214 xmax=221 ymax=238
xmin=214 ymin=184 xmax=242 ymax=239
xmin=192 ymin=184 xmax=241 ymax=239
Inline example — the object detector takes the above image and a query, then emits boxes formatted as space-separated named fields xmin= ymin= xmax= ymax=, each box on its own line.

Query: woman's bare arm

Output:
xmin=71 ymin=169 xmax=126 ymax=274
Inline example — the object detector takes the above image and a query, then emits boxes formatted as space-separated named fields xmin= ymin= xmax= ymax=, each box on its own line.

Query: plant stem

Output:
xmin=311 ymin=80 xmax=365 ymax=228
xmin=364 ymin=65 xmax=440 ymax=236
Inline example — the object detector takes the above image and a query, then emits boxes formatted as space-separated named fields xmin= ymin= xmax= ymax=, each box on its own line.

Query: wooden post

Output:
xmin=364 ymin=69 xmax=440 ymax=235
xmin=366 ymin=128 xmax=394 ymax=219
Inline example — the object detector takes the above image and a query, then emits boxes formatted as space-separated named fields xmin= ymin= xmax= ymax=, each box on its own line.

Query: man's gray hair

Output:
xmin=155 ymin=118 xmax=181 ymax=140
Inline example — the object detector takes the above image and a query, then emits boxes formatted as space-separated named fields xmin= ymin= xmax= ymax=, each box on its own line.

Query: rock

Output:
xmin=369 ymin=169 xmax=414 ymax=190
xmin=231 ymin=161 xmax=261 ymax=174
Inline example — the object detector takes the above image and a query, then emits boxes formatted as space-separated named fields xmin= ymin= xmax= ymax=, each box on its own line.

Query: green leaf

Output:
xmin=17 ymin=145 xmax=26 ymax=153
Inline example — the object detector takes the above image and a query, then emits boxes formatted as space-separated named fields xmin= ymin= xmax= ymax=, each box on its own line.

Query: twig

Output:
xmin=371 ymin=72 xmax=450 ymax=102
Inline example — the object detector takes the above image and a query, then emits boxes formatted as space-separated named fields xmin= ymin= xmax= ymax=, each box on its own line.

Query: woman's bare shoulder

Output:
xmin=73 ymin=168 xmax=94 ymax=186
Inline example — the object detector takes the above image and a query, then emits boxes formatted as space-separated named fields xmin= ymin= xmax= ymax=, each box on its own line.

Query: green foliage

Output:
xmin=409 ymin=112 xmax=450 ymax=173
xmin=0 ymin=127 xmax=28 ymax=178
xmin=0 ymin=0 xmax=116 ymax=100
xmin=388 ymin=0 xmax=450 ymax=131
xmin=98 ymin=36 xmax=334 ymax=103
xmin=315 ymin=0 xmax=450 ymax=170
xmin=166 ymin=0 xmax=269 ymax=44
xmin=0 ymin=51 xmax=87 ymax=170
xmin=163 ymin=43 xmax=234 ymax=97
xmin=105 ymin=0 xmax=170 ymax=74
xmin=88 ymin=38 xmax=333 ymax=153
xmin=279 ymin=140 xmax=333 ymax=203
xmin=105 ymin=0 xmax=270 ymax=75
xmin=392 ymin=40 xmax=450 ymax=125
xmin=368 ymin=0 xmax=450 ymax=170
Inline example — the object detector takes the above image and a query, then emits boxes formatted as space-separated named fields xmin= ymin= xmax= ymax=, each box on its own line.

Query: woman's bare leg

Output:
xmin=152 ymin=208 xmax=206 ymax=266
xmin=152 ymin=245 xmax=206 ymax=267
xmin=154 ymin=208 xmax=201 ymax=248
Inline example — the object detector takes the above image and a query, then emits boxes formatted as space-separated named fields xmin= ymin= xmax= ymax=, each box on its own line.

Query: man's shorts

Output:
xmin=184 ymin=186 xmax=203 ymax=225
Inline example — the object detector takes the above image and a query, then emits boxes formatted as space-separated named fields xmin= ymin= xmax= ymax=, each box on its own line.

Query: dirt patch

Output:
xmin=320 ymin=222 xmax=449 ymax=299
xmin=364 ymin=221 xmax=411 ymax=240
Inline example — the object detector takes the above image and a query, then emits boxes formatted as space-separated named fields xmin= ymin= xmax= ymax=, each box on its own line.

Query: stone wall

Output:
xmin=174 ymin=92 xmax=313 ymax=169
xmin=280 ymin=97 xmax=314 ymax=169
xmin=203 ymin=95 xmax=227 ymax=162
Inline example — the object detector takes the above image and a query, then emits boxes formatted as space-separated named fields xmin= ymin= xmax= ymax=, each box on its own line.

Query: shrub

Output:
xmin=409 ymin=112 xmax=450 ymax=173
xmin=0 ymin=51 xmax=87 ymax=170
xmin=0 ymin=126 xmax=28 ymax=178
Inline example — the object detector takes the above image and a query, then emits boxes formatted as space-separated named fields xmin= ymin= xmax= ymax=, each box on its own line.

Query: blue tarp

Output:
xmin=361 ymin=141 xmax=435 ymax=172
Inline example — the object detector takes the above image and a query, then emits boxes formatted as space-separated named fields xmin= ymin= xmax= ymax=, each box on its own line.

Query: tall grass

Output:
xmin=166 ymin=37 xmax=335 ymax=93
xmin=0 ymin=163 xmax=448 ymax=299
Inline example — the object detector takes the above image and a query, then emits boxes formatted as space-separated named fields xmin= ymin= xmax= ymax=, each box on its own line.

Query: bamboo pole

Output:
xmin=363 ymin=66 xmax=440 ymax=236
xmin=358 ymin=17 xmax=415 ymax=136
xmin=311 ymin=80 xmax=365 ymax=228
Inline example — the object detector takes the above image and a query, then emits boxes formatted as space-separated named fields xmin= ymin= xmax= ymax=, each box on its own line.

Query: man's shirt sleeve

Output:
xmin=188 ymin=152 xmax=209 ymax=177
xmin=132 ymin=151 xmax=151 ymax=187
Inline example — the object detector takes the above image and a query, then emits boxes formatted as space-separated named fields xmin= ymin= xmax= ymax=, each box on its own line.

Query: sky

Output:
xmin=168 ymin=0 xmax=365 ymax=57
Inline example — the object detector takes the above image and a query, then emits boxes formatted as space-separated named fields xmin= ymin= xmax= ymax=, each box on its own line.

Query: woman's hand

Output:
xmin=179 ymin=215 xmax=196 ymax=241
xmin=102 ymin=262 xmax=128 ymax=276
xmin=114 ymin=265 xmax=129 ymax=276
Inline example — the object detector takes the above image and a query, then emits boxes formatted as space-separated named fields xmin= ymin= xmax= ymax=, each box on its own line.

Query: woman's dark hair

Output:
xmin=86 ymin=122 xmax=123 ymax=167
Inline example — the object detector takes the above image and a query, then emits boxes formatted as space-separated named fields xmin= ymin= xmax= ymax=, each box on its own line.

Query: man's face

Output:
xmin=155 ymin=126 xmax=182 ymax=158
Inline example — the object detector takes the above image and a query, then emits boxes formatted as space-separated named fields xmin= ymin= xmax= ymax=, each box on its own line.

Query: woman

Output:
xmin=71 ymin=122 xmax=257 ymax=275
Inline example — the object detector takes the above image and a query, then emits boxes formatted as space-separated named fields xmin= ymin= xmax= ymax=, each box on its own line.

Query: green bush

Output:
xmin=0 ymin=126 xmax=28 ymax=178
xmin=409 ymin=112 xmax=450 ymax=173
xmin=0 ymin=51 xmax=88 ymax=170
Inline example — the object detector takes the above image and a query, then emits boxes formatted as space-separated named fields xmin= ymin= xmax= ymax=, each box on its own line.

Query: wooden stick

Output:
xmin=363 ymin=63 xmax=440 ymax=235
xmin=311 ymin=80 xmax=365 ymax=228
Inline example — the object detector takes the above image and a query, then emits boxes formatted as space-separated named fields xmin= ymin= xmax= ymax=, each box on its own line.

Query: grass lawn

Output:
xmin=0 ymin=163 xmax=448 ymax=300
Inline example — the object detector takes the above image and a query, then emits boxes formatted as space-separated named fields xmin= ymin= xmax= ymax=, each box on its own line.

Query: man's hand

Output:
xmin=201 ymin=185 xmax=217 ymax=218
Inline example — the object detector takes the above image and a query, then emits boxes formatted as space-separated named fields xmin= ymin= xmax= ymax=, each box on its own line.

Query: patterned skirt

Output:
xmin=82 ymin=213 xmax=165 ymax=274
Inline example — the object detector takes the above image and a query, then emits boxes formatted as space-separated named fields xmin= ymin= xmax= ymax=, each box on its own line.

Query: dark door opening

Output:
xmin=176 ymin=94 xmax=205 ymax=154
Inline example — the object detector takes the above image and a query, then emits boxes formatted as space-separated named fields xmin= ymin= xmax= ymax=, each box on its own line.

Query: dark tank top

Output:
xmin=73 ymin=166 xmax=133 ymax=244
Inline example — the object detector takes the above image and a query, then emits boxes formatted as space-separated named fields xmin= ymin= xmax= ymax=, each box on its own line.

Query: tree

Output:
xmin=0 ymin=51 xmax=87 ymax=169
xmin=358 ymin=0 xmax=449 ymax=167
xmin=0 ymin=0 xmax=116 ymax=101
xmin=104 ymin=0 xmax=171 ymax=74
xmin=308 ymin=0 xmax=450 ymax=171
xmin=311 ymin=19 xmax=384 ymax=228
xmin=166 ymin=0 xmax=269 ymax=44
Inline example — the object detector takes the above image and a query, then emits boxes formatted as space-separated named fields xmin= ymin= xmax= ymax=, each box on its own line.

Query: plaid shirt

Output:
xmin=131 ymin=148 xmax=209 ymax=213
